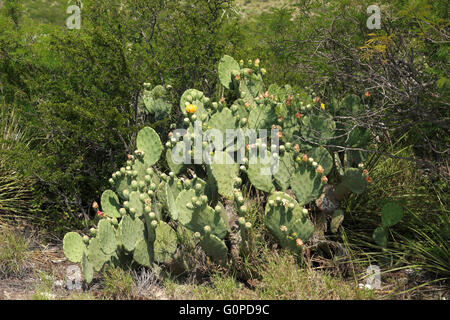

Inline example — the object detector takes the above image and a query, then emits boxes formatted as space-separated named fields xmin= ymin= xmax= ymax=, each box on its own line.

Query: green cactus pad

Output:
xmin=81 ymin=252 xmax=94 ymax=284
xmin=154 ymin=221 xmax=178 ymax=264
xmin=381 ymin=202 xmax=403 ymax=227
xmin=100 ymin=190 xmax=121 ymax=218
xmin=143 ymin=85 xmax=172 ymax=120
xmin=199 ymin=234 xmax=228 ymax=266
xmin=166 ymin=183 xmax=180 ymax=221
xmin=98 ymin=219 xmax=117 ymax=255
xmin=342 ymin=168 xmax=366 ymax=194
xmin=175 ymin=189 xmax=197 ymax=225
xmin=87 ymin=237 xmax=111 ymax=272
xmin=128 ymin=191 xmax=147 ymax=218
xmin=133 ymin=238 xmax=154 ymax=267
xmin=136 ymin=127 xmax=163 ymax=166
xmin=290 ymin=166 xmax=324 ymax=206
xmin=166 ymin=144 xmax=186 ymax=175
xmin=206 ymin=108 xmax=237 ymax=151
xmin=188 ymin=205 xmax=228 ymax=239
xmin=63 ymin=232 xmax=86 ymax=263
xmin=180 ymin=89 xmax=207 ymax=115
xmin=300 ymin=114 xmax=336 ymax=144
xmin=334 ymin=152 xmax=345 ymax=176
xmin=274 ymin=152 xmax=296 ymax=191
xmin=231 ymin=99 xmax=251 ymax=119
xmin=218 ymin=55 xmax=240 ymax=89
xmin=309 ymin=146 xmax=333 ymax=175
xmin=239 ymin=81 xmax=256 ymax=107
xmin=242 ymin=70 xmax=264 ymax=97
xmin=330 ymin=210 xmax=344 ymax=233
xmin=209 ymin=151 xmax=240 ymax=198
xmin=373 ymin=226 xmax=388 ymax=247
xmin=265 ymin=192 xmax=314 ymax=251
xmin=248 ymin=105 xmax=277 ymax=131
xmin=121 ymin=215 xmax=145 ymax=252
xmin=247 ymin=150 xmax=275 ymax=193
xmin=339 ymin=94 xmax=362 ymax=115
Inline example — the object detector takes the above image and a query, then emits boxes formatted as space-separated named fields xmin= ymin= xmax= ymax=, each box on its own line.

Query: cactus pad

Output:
xmin=63 ymin=232 xmax=86 ymax=263
xmin=136 ymin=127 xmax=163 ymax=166
xmin=101 ymin=190 xmax=122 ymax=218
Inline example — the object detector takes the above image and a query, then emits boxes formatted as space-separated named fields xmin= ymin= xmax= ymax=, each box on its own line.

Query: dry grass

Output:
xmin=0 ymin=225 xmax=31 ymax=278
xmin=164 ymin=251 xmax=377 ymax=300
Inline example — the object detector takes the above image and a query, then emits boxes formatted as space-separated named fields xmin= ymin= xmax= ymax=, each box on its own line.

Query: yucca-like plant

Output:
xmin=0 ymin=107 xmax=34 ymax=220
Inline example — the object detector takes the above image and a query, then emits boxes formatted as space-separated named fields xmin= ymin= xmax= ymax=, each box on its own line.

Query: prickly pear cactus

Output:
xmin=142 ymin=84 xmax=172 ymax=121
xmin=63 ymin=55 xmax=373 ymax=282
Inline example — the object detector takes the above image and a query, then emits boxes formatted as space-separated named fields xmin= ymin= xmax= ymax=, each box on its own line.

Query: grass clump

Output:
xmin=101 ymin=267 xmax=137 ymax=300
xmin=0 ymin=226 xmax=31 ymax=278
xmin=164 ymin=251 xmax=377 ymax=300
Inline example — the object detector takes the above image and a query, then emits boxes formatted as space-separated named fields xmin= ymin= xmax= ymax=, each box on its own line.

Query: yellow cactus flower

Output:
xmin=186 ymin=104 xmax=198 ymax=114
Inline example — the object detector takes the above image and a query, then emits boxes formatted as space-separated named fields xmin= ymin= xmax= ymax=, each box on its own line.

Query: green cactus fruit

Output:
xmin=209 ymin=151 xmax=240 ymax=199
xmin=247 ymin=150 xmax=275 ymax=193
xmin=342 ymin=168 xmax=366 ymax=194
xmin=133 ymin=238 xmax=154 ymax=267
xmin=87 ymin=237 xmax=111 ymax=272
xmin=199 ymin=233 xmax=228 ymax=266
xmin=290 ymin=165 xmax=324 ymax=206
xmin=121 ymin=215 xmax=145 ymax=252
xmin=381 ymin=202 xmax=403 ymax=227
xmin=309 ymin=146 xmax=333 ymax=175
xmin=373 ymin=226 xmax=388 ymax=247
xmin=98 ymin=219 xmax=117 ymax=255
xmin=330 ymin=210 xmax=344 ymax=233
xmin=100 ymin=190 xmax=122 ymax=218
xmin=63 ymin=232 xmax=86 ymax=263
xmin=218 ymin=55 xmax=240 ymax=89
xmin=265 ymin=192 xmax=314 ymax=251
xmin=81 ymin=252 xmax=94 ymax=284
xmin=136 ymin=127 xmax=163 ymax=166
xmin=153 ymin=221 xmax=178 ymax=264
